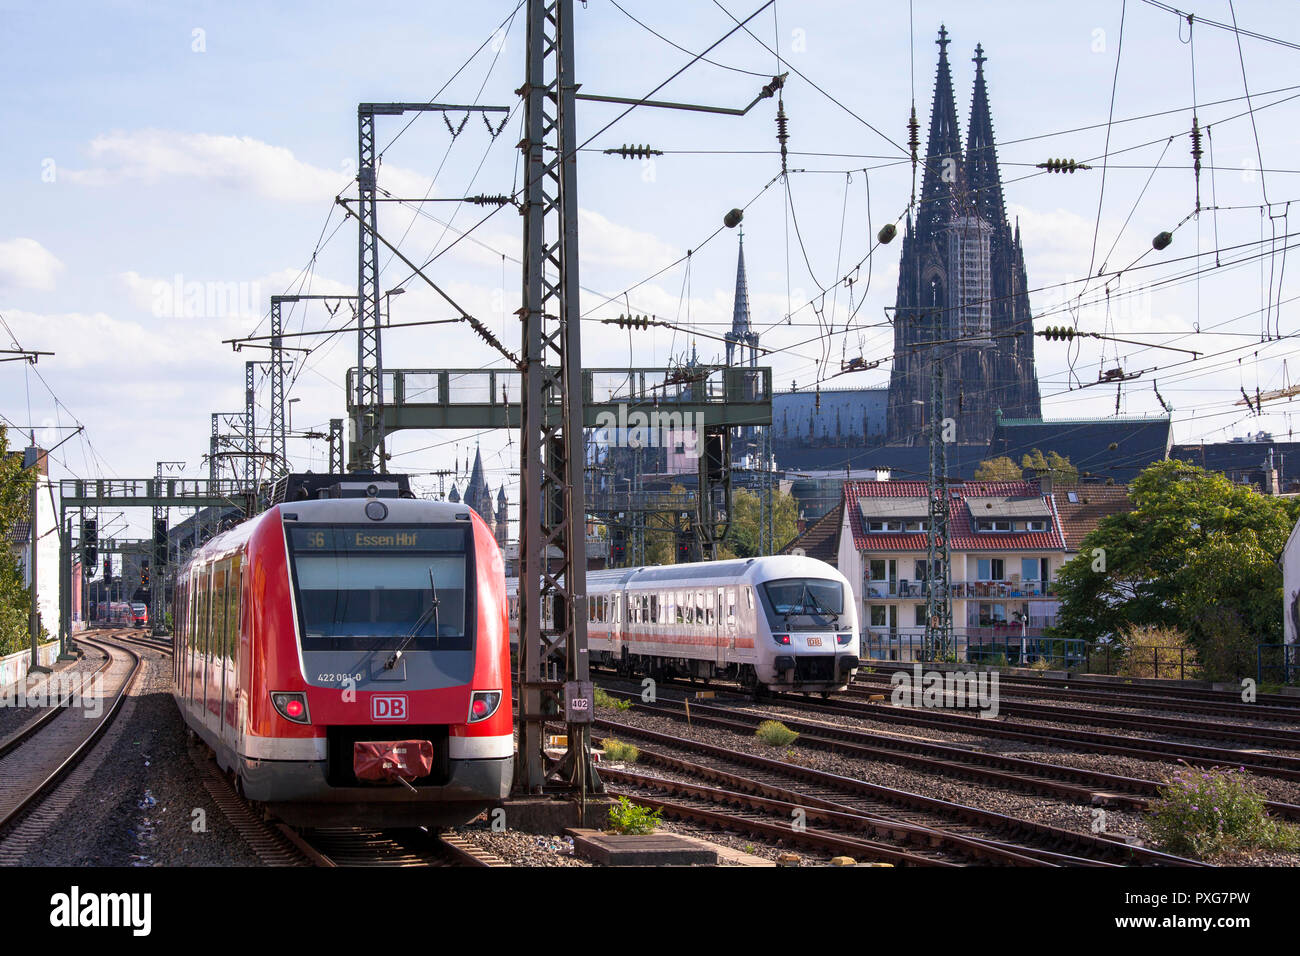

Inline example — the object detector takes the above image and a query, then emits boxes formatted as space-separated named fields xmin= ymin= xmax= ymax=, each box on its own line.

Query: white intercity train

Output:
xmin=508 ymin=555 xmax=859 ymax=695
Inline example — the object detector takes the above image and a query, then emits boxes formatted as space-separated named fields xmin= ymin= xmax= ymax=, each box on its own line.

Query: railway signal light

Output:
xmin=82 ymin=518 xmax=97 ymax=566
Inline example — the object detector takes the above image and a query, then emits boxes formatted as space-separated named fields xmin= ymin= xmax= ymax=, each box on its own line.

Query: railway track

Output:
xmin=847 ymin=678 xmax=1300 ymax=743
xmin=853 ymin=672 xmax=1300 ymax=724
xmin=592 ymin=686 xmax=1300 ymax=823
xmin=0 ymin=634 xmax=141 ymax=836
xmin=771 ymin=689 xmax=1300 ymax=781
xmin=859 ymin=666 xmax=1300 ymax=710
xmin=187 ymin=691 xmax=504 ymax=868
xmin=593 ymin=720 xmax=1203 ymax=867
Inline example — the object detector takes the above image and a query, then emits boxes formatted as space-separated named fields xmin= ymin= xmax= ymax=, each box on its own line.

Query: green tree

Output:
xmin=720 ymin=487 xmax=798 ymax=558
xmin=0 ymin=427 xmax=36 ymax=656
xmin=974 ymin=456 xmax=1022 ymax=481
xmin=1052 ymin=460 xmax=1300 ymax=672
xmin=1020 ymin=448 xmax=1079 ymax=484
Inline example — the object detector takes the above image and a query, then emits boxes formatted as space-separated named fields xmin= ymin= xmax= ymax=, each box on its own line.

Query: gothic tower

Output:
xmin=886 ymin=28 xmax=1040 ymax=445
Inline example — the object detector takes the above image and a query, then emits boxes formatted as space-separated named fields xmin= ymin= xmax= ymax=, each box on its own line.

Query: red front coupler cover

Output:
xmin=353 ymin=740 xmax=434 ymax=784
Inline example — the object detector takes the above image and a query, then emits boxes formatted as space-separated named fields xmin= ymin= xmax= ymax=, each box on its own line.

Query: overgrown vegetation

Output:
xmin=593 ymin=686 xmax=632 ymax=711
xmin=755 ymin=719 xmax=799 ymax=747
xmin=1149 ymin=765 xmax=1300 ymax=859
xmin=600 ymin=738 xmax=639 ymax=763
xmin=607 ymin=796 xmax=661 ymax=835
xmin=0 ymin=427 xmax=36 ymax=658
xmin=1116 ymin=625 xmax=1200 ymax=679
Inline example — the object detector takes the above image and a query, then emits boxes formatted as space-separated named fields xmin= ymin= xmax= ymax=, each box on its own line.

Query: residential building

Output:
xmin=837 ymin=479 xmax=1066 ymax=660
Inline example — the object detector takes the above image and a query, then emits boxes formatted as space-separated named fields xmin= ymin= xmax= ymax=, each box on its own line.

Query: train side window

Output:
xmin=650 ymin=594 xmax=658 ymax=624
xmin=745 ymin=587 xmax=754 ymax=609
xmin=727 ymin=588 xmax=736 ymax=625
xmin=231 ymin=554 xmax=243 ymax=663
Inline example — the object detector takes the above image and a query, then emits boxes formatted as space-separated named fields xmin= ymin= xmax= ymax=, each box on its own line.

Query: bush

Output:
xmin=755 ymin=720 xmax=799 ymax=747
xmin=1149 ymin=765 xmax=1300 ymax=859
xmin=607 ymin=796 xmax=661 ymax=835
xmin=600 ymin=738 xmax=639 ymax=763
xmin=594 ymin=686 xmax=632 ymax=711
xmin=1118 ymin=625 xmax=1200 ymax=679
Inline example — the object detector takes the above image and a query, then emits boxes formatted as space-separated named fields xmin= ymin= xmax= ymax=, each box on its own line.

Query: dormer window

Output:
xmin=867 ymin=520 xmax=903 ymax=532
xmin=1026 ymin=519 xmax=1046 ymax=532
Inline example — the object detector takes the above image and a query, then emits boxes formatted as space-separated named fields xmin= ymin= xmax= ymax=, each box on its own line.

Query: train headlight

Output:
xmin=773 ymin=633 xmax=791 ymax=645
xmin=469 ymin=690 xmax=502 ymax=722
xmin=271 ymin=692 xmax=311 ymax=724
xmin=837 ymin=633 xmax=853 ymax=646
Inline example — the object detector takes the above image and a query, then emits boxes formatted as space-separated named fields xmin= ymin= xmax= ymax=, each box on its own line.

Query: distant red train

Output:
xmin=172 ymin=482 xmax=513 ymax=826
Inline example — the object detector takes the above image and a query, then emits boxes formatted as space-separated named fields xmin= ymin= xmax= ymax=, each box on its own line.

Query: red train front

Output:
xmin=171 ymin=481 xmax=513 ymax=827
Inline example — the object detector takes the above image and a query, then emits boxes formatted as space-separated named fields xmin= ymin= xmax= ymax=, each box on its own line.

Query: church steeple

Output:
xmin=725 ymin=231 xmax=759 ymax=368
xmin=966 ymin=43 xmax=1007 ymax=229
xmin=917 ymin=24 xmax=965 ymax=240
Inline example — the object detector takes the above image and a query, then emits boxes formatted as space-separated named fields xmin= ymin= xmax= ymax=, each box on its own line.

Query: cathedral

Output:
xmin=448 ymin=445 xmax=509 ymax=549
xmin=885 ymin=27 xmax=1041 ymax=444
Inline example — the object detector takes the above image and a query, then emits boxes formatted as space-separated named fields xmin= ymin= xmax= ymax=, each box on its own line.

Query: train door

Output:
xmin=715 ymin=587 xmax=727 ymax=666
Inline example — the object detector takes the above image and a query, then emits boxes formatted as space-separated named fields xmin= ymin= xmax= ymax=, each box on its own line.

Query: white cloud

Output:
xmin=0 ymin=238 xmax=65 ymax=291
xmin=579 ymin=209 xmax=680 ymax=272
xmin=65 ymin=129 xmax=434 ymax=203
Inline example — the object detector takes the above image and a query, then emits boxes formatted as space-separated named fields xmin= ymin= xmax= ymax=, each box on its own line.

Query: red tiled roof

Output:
xmin=844 ymin=479 xmax=1066 ymax=552
xmin=1052 ymin=486 xmax=1133 ymax=551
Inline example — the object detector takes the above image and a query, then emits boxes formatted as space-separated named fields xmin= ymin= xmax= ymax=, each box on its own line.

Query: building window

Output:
xmin=868 ymin=520 xmax=902 ymax=532
xmin=977 ymin=558 xmax=1005 ymax=580
xmin=870 ymin=605 xmax=888 ymax=627
xmin=979 ymin=602 xmax=1008 ymax=624
xmin=914 ymin=605 xmax=927 ymax=626
xmin=1021 ymin=558 xmax=1040 ymax=581
xmin=1026 ymin=519 xmax=1046 ymax=532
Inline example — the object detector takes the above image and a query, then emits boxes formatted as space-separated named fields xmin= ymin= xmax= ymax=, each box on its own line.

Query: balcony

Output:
xmin=864 ymin=578 xmax=1057 ymax=600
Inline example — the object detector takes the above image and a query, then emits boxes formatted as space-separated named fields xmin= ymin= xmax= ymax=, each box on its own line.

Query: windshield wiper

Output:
xmin=386 ymin=568 xmax=440 ymax=670
xmin=800 ymin=583 xmax=839 ymax=624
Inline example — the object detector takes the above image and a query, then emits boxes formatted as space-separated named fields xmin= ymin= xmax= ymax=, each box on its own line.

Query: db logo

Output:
xmin=371 ymin=695 xmax=408 ymax=721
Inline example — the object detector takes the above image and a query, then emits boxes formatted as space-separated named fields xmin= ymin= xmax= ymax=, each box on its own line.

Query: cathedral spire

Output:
xmin=966 ymin=42 xmax=1007 ymax=228
xmin=917 ymin=24 xmax=965 ymax=240
xmin=725 ymin=231 xmax=754 ymax=366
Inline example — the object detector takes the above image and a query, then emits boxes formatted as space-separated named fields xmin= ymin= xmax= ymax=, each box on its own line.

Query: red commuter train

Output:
xmin=172 ymin=482 xmax=513 ymax=826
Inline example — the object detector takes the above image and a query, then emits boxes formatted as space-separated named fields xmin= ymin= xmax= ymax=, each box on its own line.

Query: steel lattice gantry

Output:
xmin=516 ymin=0 xmax=595 ymax=794
xmin=347 ymin=102 xmax=508 ymax=475
xmin=57 ymin=478 xmax=255 ymax=652
xmin=925 ymin=359 xmax=955 ymax=661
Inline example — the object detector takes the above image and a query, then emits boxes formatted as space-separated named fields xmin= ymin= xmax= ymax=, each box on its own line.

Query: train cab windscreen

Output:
xmin=286 ymin=525 xmax=472 ymax=652
xmin=760 ymin=578 xmax=844 ymax=631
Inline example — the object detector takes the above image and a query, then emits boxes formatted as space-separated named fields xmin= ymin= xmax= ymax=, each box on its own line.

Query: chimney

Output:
xmin=1033 ymin=468 xmax=1053 ymax=495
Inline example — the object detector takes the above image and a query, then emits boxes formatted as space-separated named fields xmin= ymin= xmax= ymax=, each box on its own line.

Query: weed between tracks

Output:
xmin=754 ymin=720 xmax=799 ymax=747
xmin=1150 ymin=764 xmax=1300 ymax=860
xmin=595 ymin=687 xmax=632 ymax=712
xmin=607 ymin=796 xmax=662 ymax=835
xmin=601 ymin=738 xmax=640 ymax=763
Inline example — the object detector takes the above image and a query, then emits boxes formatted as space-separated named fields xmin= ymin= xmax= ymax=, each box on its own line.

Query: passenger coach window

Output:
xmin=287 ymin=525 xmax=472 ymax=652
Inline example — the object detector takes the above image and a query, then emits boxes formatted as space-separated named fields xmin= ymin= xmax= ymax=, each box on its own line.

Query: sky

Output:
xmin=2 ymin=0 xmax=1298 ymax=538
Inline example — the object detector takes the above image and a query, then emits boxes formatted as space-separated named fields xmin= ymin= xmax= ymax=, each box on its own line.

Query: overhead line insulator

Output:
xmin=1036 ymin=158 xmax=1092 ymax=174
xmin=602 ymin=144 xmax=663 ymax=160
